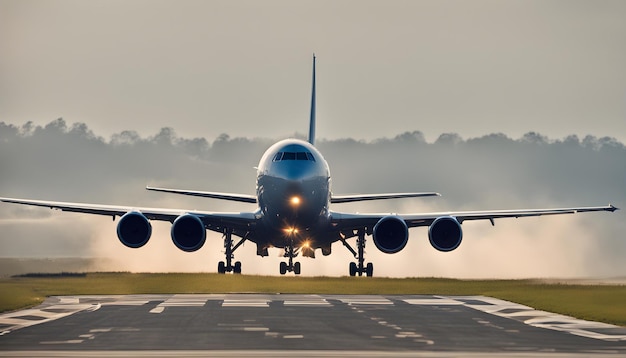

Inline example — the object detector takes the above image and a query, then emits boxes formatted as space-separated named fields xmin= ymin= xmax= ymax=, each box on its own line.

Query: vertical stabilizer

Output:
xmin=308 ymin=54 xmax=316 ymax=145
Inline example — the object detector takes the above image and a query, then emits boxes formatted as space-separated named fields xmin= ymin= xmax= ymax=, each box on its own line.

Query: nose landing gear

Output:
xmin=279 ymin=244 xmax=301 ymax=275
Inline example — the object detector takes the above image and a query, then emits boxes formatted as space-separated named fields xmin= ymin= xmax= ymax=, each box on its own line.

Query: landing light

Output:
xmin=283 ymin=227 xmax=299 ymax=235
xmin=290 ymin=196 xmax=301 ymax=206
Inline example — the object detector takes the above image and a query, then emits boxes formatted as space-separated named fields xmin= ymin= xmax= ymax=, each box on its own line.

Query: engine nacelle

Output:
xmin=428 ymin=216 xmax=463 ymax=252
xmin=117 ymin=211 xmax=152 ymax=248
xmin=372 ymin=216 xmax=409 ymax=254
xmin=171 ymin=214 xmax=206 ymax=252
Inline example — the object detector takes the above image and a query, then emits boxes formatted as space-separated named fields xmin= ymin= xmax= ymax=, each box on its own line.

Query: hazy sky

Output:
xmin=1 ymin=0 xmax=626 ymax=142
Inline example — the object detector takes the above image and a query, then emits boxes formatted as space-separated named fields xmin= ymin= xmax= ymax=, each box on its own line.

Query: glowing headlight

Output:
xmin=283 ymin=226 xmax=299 ymax=235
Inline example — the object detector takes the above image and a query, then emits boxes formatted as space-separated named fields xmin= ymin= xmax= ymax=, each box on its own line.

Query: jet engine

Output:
xmin=372 ymin=216 xmax=409 ymax=253
xmin=428 ymin=216 xmax=463 ymax=252
xmin=117 ymin=211 xmax=152 ymax=248
xmin=171 ymin=214 xmax=206 ymax=252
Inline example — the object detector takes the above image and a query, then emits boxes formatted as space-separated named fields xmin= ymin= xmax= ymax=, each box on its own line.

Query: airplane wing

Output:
xmin=0 ymin=197 xmax=258 ymax=232
xmin=331 ymin=204 xmax=618 ymax=231
xmin=331 ymin=192 xmax=440 ymax=203
xmin=145 ymin=186 xmax=257 ymax=203
xmin=145 ymin=186 xmax=441 ymax=204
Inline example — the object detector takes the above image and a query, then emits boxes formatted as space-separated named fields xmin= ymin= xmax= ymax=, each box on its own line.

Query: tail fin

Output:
xmin=308 ymin=54 xmax=316 ymax=145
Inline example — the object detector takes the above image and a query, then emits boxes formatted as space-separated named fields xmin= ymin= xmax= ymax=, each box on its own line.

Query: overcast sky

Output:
xmin=1 ymin=0 xmax=625 ymax=143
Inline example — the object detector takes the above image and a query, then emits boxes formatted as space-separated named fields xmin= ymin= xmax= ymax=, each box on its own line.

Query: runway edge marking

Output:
xmin=0 ymin=296 xmax=100 ymax=336
xmin=446 ymin=295 xmax=626 ymax=342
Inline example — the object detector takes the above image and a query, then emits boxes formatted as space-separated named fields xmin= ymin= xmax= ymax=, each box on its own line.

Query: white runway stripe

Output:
xmin=403 ymin=297 xmax=464 ymax=305
xmin=222 ymin=299 xmax=270 ymax=307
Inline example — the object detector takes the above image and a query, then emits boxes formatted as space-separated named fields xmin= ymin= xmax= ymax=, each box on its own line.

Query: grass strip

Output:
xmin=1 ymin=273 xmax=624 ymax=326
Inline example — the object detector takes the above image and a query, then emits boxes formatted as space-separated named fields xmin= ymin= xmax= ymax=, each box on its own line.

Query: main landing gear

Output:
xmin=279 ymin=243 xmax=301 ymax=275
xmin=218 ymin=228 xmax=246 ymax=274
xmin=341 ymin=229 xmax=374 ymax=277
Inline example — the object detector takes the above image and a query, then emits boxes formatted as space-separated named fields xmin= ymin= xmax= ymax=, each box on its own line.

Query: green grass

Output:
xmin=1 ymin=273 xmax=625 ymax=327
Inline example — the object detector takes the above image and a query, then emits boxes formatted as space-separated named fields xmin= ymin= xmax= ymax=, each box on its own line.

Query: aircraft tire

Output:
xmin=349 ymin=262 xmax=357 ymax=277
xmin=366 ymin=263 xmax=374 ymax=277
xmin=279 ymin=262 xmax=287 ymax=275
xmin=218 ymin=261 xmax=226 ymax=274
xmin=234 ymin=261 xmax=242 ymax=274
xmin=294 ymin=262 xmax=301 ymax=275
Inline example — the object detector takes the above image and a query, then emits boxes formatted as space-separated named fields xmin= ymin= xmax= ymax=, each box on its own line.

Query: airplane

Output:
xmin=0 ymin=55 xmax=619 ymax=276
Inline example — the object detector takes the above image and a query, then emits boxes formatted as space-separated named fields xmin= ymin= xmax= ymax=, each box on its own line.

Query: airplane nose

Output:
xmin=274 ymin=162 xmax=319 ymax=182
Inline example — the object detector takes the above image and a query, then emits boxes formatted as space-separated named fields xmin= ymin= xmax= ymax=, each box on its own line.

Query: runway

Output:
xmin=1 ymin=294 xmax=626 ymax=357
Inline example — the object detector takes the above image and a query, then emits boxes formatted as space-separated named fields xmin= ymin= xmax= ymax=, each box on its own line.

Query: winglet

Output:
xmin=308 ymin=54 xmax=316 ymax=145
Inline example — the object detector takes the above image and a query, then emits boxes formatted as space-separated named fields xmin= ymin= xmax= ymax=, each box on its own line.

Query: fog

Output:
xmin=1 ymin=119 xmax=624 ymax=278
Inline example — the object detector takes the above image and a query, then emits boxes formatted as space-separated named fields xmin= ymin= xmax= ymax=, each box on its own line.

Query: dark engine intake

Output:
xmin=428 ymin=216 xmax=463 ymax=252
xmin=171 ymin=214 xmax=206 ymax=252
xmin=117 ymin=211 xmax=152 ymax=248
xmin=372 ymin=216 xmax=409 ymax=254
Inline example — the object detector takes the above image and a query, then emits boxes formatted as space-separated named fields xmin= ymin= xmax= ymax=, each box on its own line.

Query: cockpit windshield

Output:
xmin=273 ymin=151 xmax=316 ymax=162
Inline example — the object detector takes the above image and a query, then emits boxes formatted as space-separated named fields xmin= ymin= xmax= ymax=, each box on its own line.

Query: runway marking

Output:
xmin=0 ymin=300 xmax=99 ymax=334
xmin=89 ymin=328 xmax=111 ymax=333
xmin=222 ymin=299 xmax=270 ymax=307
xmin=158 ymin=294 xmax=209 ymax=306
xmin=2 ymin=294 xmax=626 ymax=342
xmin=282 ymin=297 xmax=331 ymax=306
xmin=39 ymin=340 xmax=84 ymax=345
xmin=149 ymin=306 xmax=165 ymax=314
xmin=396 ymin=333 xmax=423 ymax=338
xmin=454 ymin=296 xmax=626 ymax=342
xmin=401 ymin=295 xmax=626 ymax=341
xmin=283 ymin=335 xmax=304 ymax=339
xmin=402 ymin=297 xmax=464 ymax=305
xmin=103 ymin=300 xmax=151 ymax=306
xmin=150 ymin=294 xmax=221 ymax=313
xmin=338 ymin=297 xmax=393 ymax=305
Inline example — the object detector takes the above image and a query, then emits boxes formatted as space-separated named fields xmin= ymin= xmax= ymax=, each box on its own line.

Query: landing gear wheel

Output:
xmin=279 ymin=243 xmax=301 ymax=275
xmin=219 ymin=228 xmax=246 ymax=274
xmin=342 ymin=229 xmax=375 ymax=277
xmin=349 ymin=262 xmax=357 ymax=277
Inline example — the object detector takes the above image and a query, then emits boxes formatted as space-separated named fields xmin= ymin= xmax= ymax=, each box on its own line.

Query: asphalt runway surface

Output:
xmin=1 ymin=294 xmax=626 ymax=357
